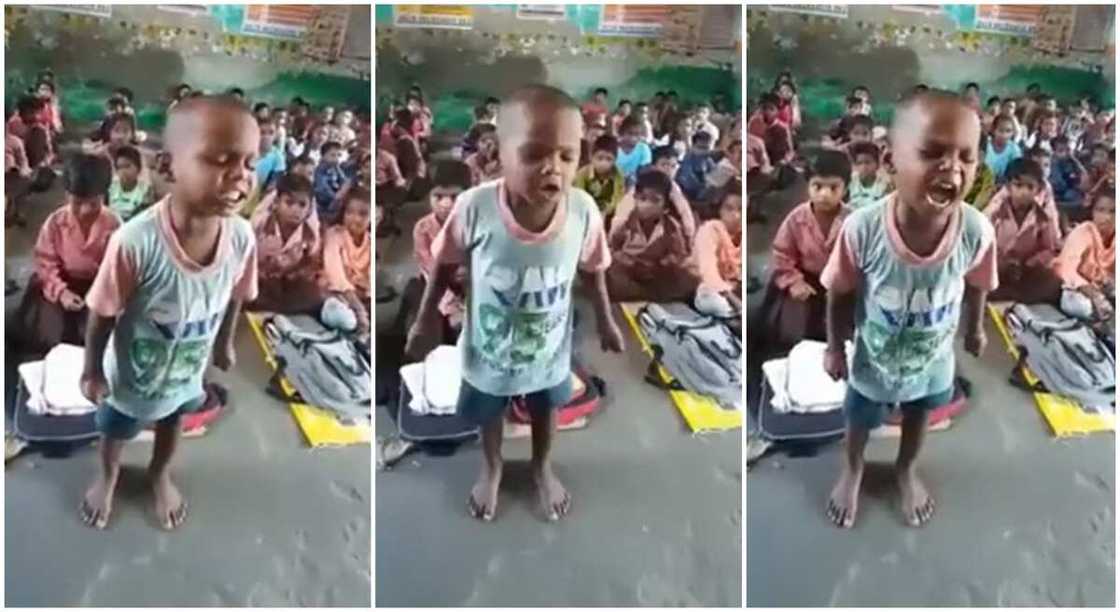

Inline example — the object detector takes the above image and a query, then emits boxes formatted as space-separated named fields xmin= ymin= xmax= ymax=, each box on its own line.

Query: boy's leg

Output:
xmin=895 ymin=389 xmax=949 ymax=527
xmin=82 ymin=406 xmax=138 ymax=529
xmin=458 ymin=382 xmax=507 ymax=521
xmin=528 ymin=379 xmax=574 ymax=521
xmin=827 ymin=388 xmax=878 ymax=528
xmin=149 ymin=409 xmax=189 ymax=530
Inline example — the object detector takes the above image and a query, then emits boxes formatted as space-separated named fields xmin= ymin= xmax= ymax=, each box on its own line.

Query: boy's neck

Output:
xmin=168 ymin=195 xmax=222 ymax=233
xmin=810 ymin=201 xmax=840 ymax=217
xmin=119 ymin=176 xmax=138 ymax=190
xmin=895 ymin=196 xmax=954 ymax=257
xmin=593 ymin=166 xmax=612 ymax=178
xmin=859 ymin=174 xmax=876 ymax=187
xmin=508 ymin=189 xmax=559 ymax=233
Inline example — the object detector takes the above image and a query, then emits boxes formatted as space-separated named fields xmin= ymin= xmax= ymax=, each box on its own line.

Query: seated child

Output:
xmin=413 ymin=160 xmax=471 ymax=334
xmin=983 ymin=158 xmax=1062 ymax=304
xmin=694 ymin=180 xmax=743 ymax=319
xmin=254 ymin=118 xmax=286 ymax=194
xmin=108 ymin=145 xmax=152 ymax=221
xmin=1026 ymin=111 xmax=1060 ymax=152
xmin=406 ymin=85 xmax=624 ymax=522
xmin=821 ymin=92 xmax=996 ymax=529
xmin=1050 ymin=136 xmax=1089 ymax=219
xmin=676 ymin=130 xmax=715 ymax=202
xmin=694 ymin=103 xmax=720 ymax=144
xmin=9 ymin=95 xmax=54 ymax=169
xmin=635 ymin=102 xmax=654 ymax=143
xmin=1053 ymin=189 xmax=1115 ymax=322
xmin=322 ymin=185 xmax=372 ymax=339
xmin=573 ymin=134 xmax=626 ymax=217
xmin=610 ymin=99 xmax=632 ymax=136
xmin=706 ymin=138 xmax=742 ymax=194
xmin=746 ymin=133 xmax=772 ymax=197
xmin=611 ymin=145 xmax=697 ymax=240
xmin=464 ymin=124 xmax=502 ymax=185
xmin=758 ymin=150 xmax=851 ymax=349
xmin=982 ymin=96 xmax=1002 ymax=132
xmin=249 ymin=173 xmax=325 ymax=315
xmin=314 ymin=141 xmax=348 ymax=219
xmin=290 ymin=154 xmax=316 ymax=184
xmin=17 ymin=153 xmax=120 ymax=355
xmin=847 ymin=142 xmax=890 ymax=209
xmin=79 ymin=97 xmax=259 ymax=531
xmin=986 ymin=114 xmax=1023 ymax=181
xmin=825 ymin=96 xmax=867 ymax=148
xmin=605 ymin=169 xmax=698 ymax=303
xmin=6 ymin=130 xmax=32 ymax=227
xmin=616 ymin=116 xmax=652 ymax=183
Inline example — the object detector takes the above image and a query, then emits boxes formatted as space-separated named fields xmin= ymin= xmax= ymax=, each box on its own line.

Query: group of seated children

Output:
xmin=755 ymin=79 xmax=1115 ymax=357
xmin=384 ymin=84 xmax=744 ymax=340
xmin=9 ymin=79 xmax=373 ymax=359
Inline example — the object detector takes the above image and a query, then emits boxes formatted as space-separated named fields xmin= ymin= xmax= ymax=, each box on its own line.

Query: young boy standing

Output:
xmin=80 ymin=97 xmax=259 ymax=530
xmin=822 ymin=92 xmax=997 ymax=528
xmin=407 ymin=85 xmax=625 ymax=522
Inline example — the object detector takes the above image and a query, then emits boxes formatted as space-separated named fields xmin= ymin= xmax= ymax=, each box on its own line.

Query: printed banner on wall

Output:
xmin=516 ymin=5 xmax=566 ymax=21
xmin=700 ymin=5 xmax=740 ymax=49
xmin=766 ymin=5 xmax=848 ymax=19
xmin=303 ymin=5 xmax=349 ymax=62
xmin=30 ymin=5 xmax=112 ymax=19
xmin=893 ymin=5 xmax=942 ymax=17
xmin=394 ymin=5 xmax=473 ymax=30
xmin=974 ymin=5 xmax=1042 ymax=37
xmin=240 ymin=4 xmax=317 ymax=40
xmin=660 ymin=6 xmax=702 ymax=53
xmin=566 ymin=4 xmax=602 ymax=34
xmin=598 ymin=4 xmax=670 ymax=38
xmin=160 ymin=5 xmax=208 ymax=16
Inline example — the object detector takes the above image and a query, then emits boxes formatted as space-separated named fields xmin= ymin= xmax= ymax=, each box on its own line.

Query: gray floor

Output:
xmin=5 ymin=173 xmax=371 ymax=607
xmin=745 ymin=173 xmax=1116 ymax=607
xmin=374 ymin=199 xmax=742 ymax=607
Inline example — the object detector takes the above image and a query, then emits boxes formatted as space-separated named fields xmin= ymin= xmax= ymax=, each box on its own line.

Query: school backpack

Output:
xmin=637 ymin=302 xmax=742 ymax=410
xmin=1004 ymin=303 xmax=1116 ymax=412
xmin=264 ymin=315 xmax=372 ymax=420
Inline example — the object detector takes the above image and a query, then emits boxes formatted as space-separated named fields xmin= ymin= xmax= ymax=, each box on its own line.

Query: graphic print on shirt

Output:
xmin=475 ymin=263 xmax=568 ymax=376
xmin=129 ymin=310 xmax=223 ymax=401
xmin=862 ymin=282 xmax=961 ymax=387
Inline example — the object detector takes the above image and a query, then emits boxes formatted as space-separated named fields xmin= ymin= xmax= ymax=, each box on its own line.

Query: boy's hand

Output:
xmin=790 ymin=280 xmax=817 ymax=302
xmin=60 ymin=290 xmax=85 ymax=312
xmin=599 ymin=317 xmax=625 ymax=353
xmin=405 ymin=314 xmax=441 ymax=360
xmin=213 ymin=343 xmax=236 ymax=371
xmin=964 ymin=329 xmax=987 ymax=357
xmin=80 ymin=371 xmax=109 ymax=405
xmin=823 ymin=348 xmax=847 ymax=381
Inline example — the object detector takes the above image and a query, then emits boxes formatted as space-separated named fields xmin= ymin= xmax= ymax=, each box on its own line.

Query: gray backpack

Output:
xmin=637 ymin=302 xmax=742 ymax=411
xmin=264 ymin=315 xmax=372 ymax=420
xmin=1005 ymin=303 xmax=1115 ymax=412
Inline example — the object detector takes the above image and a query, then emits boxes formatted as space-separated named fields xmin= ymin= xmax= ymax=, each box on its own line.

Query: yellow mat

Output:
xmin=619 ymin=303 xmax=742 ymax=433
xmin=246 ymin=313 xmax=371 ymax=447
xmin=987 ymin=304 xmax=1115 ymax=437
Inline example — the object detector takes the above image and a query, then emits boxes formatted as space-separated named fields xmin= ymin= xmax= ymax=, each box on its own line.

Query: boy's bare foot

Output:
xmin=467 ymin=461 xmax=502 ymax=521
xmin=826 ymin=464 xmax=863 ymax=528
xmin=534 ymin=464 xmax=571 ymax=522
xmin=898 ymin=468 xmax=935 ymax=527
xmin=152 ymin=473 xmax=188 ymax=530
xmin=80 ymin=473 xmax=119 ymax=530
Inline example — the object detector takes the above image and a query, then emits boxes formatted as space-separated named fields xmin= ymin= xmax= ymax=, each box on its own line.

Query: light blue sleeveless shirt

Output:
xmin=453 ymin=181 xmax=603 ymax=397
xmin=840 ymin=195 xmax=995 ymax=403
xmin=100 ymin=200 xmax=256 ymax=420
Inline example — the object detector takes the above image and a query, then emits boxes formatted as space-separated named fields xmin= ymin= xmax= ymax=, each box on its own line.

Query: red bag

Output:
xmin=509 ymin=367 xmax=606 ymax=427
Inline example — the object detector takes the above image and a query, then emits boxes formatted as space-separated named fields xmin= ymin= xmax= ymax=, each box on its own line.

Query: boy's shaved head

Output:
xmin=497 ymin=84 xmax=582 ymax=207
xmin=890 ymin=90 xmax=981 ymax=214
xmin=498 ymin=84 xmax=580 ymax=141
xmin=164 ymin=95 xmax=256 ymax=156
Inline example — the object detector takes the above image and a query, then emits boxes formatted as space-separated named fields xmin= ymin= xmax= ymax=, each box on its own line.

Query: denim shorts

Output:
xmin=95 ymin=395 xmax=207 ymax=440
xmin=843 ymin=386 xmax=954 ymax=431
xmin=457 ymin=377 xmax=573 ymax=427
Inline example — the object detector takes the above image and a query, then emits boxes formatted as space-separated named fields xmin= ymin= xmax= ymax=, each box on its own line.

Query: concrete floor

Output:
xmin=5 ymin=169 xmax=371 ymax=607
xmin=374 ymin=198 xmax=742 ymax=607
xmin=745 ymin=173 xmax=1116 ymax=607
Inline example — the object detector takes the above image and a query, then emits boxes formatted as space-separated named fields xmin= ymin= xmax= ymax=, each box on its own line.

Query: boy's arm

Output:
xmin=406 ymin=263 xmax=455 ymax=359
xmin=213 ymin=299 xmax=243 ymax=371
xmin=580 ymin=269 xmax=624 ymax=352
xmin=961 ymin=285 xmax=988 ymax=357
xmin=81 ymin=314 xmax=116 ymax=403
xmin=823 ymin=289 xmax=855 ymax=380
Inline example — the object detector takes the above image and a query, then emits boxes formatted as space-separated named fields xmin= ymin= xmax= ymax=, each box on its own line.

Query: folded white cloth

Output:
xmin=787 ymin=341 xmax=849 ymax=409
xmin=17 ymin=345 xmax=97 ymax=417
xmin=400 ymin=345 xmax=461 ymax=416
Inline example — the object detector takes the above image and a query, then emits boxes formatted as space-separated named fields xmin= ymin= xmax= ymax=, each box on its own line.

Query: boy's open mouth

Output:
xmin=219 ymin=190 xmax=247 ymax=208
xmin=926 ymin=180 xmax=959 ymax=209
